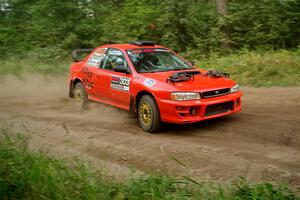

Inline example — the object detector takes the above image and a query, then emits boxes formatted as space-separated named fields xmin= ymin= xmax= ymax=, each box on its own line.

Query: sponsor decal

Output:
xmin=154 ymin=48 xmax=169 ymax=52
xmin=131 ymin=49 xmax=143 ymax=54
xmin=81 ymin=67 xmax=94 ymax=89
xmin=172 ymin=54 xmax=186 ymax=65
xmin=110 ymin=76 xmax=131 ymax=92
xmin=143 ymin=78 xmax=156 ymax=88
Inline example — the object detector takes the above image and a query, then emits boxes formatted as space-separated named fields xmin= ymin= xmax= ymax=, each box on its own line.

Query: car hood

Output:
xmin=140 ymin=70 xmax=236 ymax=92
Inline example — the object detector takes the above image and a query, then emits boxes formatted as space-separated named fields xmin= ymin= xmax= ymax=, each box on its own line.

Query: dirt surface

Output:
xmin=0 ymin=74 xmax=300 ymax=187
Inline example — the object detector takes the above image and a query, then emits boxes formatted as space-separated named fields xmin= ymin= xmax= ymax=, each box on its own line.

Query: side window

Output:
xmin=87 ymin=48 xmax=106 ymax=67
xmin=101 ymin=49 xmax=128 ymax=72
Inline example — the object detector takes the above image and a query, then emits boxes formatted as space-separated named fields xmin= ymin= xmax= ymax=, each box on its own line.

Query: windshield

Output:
xmin=127 ymin=48 xmax=193 ymax=73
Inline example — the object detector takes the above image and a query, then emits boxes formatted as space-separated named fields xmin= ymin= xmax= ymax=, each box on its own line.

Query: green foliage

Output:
xmin=1 ymin=0 xmax=300 ymax=59
xmin=0 ymin=131 xmax=121 ymax=199
xmin=0 ymin=130 xmax=299 ymax=200
xmin=196 ymin=50 xmax=300 ymax=87
xmin=0 ymin=54 xmax=70 ymax=75
xmin=233 ymin=177 xmax=298 ymax=200
xmin=226 ymin=0 xmax=300 ymax=50
xmin=0 ymin=0 xmax=299 ymax=86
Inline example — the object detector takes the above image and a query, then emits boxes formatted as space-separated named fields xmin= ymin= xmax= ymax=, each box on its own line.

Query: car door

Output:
xmin=100 ymin=48 xmax=132 ymax=110
xmin=85 ymin=48 xmax=107 ymax=100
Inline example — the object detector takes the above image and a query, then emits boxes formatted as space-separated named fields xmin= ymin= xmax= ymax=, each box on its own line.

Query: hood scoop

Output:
xmin=166 ymin=71 xmax=201 ymax=84
xmin=204 ymin=70 xmax=230 ymax=78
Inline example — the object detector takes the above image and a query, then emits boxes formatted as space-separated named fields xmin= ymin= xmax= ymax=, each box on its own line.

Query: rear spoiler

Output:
xmin=72 ymin=48 xmax=94 ymax=62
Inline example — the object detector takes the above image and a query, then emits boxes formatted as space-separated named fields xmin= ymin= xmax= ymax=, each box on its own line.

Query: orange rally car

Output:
xmin=69 ymin=41 xmax=242 ymax=133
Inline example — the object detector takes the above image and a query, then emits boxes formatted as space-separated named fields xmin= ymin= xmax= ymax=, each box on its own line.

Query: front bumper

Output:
xmin=156 ymin=92 xmax=242 ymax=124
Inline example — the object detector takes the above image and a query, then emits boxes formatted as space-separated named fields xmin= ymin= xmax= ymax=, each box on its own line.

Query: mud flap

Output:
xmin=129 ymin=95 xmax=136 ymax=118
xmin=69 ymin=80 xmax=74 ymax=98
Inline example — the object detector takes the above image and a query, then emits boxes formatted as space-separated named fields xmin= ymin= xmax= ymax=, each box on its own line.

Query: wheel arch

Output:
xmin=135 ymin=90 xmax=156 ymax=112
xmin=69 ymin=78 xmax=83 ymax=98
xmin=135 ymin=90 xmax=161 ymax=133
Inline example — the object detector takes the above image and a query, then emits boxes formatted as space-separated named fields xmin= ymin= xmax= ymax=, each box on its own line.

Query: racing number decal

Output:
xmin=110 ymin=76 xmax=131 ymax=92
xmin=120 ymin=77 xmax=130 ymax=86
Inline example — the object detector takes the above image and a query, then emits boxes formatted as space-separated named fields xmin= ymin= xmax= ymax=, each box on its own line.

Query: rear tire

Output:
xmin=73 ymin=82 xmax=88 ymax=109
xmin=138 ymin=95 xmax=161 ymax=133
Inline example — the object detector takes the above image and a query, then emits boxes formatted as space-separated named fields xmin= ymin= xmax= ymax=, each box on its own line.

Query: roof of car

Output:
xmin=98 ymin=43 xmax=165 ymax=50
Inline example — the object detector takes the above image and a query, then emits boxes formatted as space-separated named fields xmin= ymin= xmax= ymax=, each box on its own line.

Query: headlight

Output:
xmin=230 ymin=84 xmax=239 ymax=93
xmin=170 ymin=92 xmax=200 ymax=101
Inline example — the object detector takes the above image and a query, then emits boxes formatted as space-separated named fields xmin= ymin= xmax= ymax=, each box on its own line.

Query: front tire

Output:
xmin=73 ymin=82 xmax=88 ymax=109
xmin=138 ymin=95 xmax=161 ymax=133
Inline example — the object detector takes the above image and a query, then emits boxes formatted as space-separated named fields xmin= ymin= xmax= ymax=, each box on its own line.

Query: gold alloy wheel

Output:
xmin=140 ymin=101 xmax=152 ymax=127
xmin=74 ymin=87 xmax=84 ymax=104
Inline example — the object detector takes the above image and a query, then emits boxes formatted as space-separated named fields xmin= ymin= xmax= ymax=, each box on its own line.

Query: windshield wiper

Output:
xmin=138 ymin=67 xmax=194 ymax=73
xmin=171 ymin=67 xmax=193 ymax=71
xmin=139 ymin=69 xmax=165 ymax=73
xmin=139 ymin=68 xmax=176 ymax=73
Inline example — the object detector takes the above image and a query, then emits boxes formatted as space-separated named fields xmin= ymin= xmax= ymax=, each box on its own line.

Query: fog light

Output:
xmin=190 ymin=107 xmax=196 ymax=116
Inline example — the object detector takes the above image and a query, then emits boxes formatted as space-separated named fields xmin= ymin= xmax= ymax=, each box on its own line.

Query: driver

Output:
xmin=136 ymin=52 xmax=159 ymax=71
xmin=112 ymin=57 xmax=125 ymax=70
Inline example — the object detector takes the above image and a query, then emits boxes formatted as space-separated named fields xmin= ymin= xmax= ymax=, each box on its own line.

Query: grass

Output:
xmin=0 ymin=129 xmax=299 ymax=200
xmin=0 ymin=58 xmax=70 ymax=75
xmin=195 ymin=50 xmax=300 ymax=87
xmin=0 ymin=50 xmax=299 ymax=86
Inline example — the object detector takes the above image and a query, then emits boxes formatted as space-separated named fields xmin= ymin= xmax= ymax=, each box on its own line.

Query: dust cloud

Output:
xmin=0 ymin=74 xmax=129 ymax=123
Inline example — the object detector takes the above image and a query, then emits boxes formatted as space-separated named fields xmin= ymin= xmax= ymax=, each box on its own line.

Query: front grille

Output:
xmin=205 ymin=101 xmax=233 ymax=117
xmin=201 ymin=88 xmax=230 ymax=99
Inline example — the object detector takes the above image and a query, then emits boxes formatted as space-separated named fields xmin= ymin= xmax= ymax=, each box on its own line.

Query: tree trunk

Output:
xmin=216 ymin=0 xmax=230 ymax=53
xmin=216 ymin=0 xmax=228 ymax=15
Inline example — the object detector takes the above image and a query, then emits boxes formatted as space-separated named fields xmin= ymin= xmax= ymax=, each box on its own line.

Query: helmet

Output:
xmin=115 ymin=57 xmax=124 ymax=65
